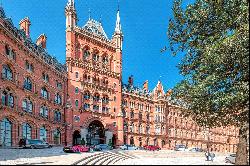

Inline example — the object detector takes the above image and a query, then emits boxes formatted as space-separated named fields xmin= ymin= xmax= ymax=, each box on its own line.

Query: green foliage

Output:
xmin=168 ymin=0 xmax=249 ymax=128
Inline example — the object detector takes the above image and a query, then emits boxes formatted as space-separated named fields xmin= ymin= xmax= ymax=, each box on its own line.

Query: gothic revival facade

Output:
xmin=0 ymin=0 xmax=238 ymax=153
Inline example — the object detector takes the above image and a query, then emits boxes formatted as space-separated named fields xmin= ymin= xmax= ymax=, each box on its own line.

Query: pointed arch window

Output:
xmin=1 ymin=90 xmax=14 ymax=108
xmin=22 ymin=123 xmax=32 ymax=139
xmin=22 ymin=98 xmax=33 ymax=113
xmin=83 ymin=49 xmax=90 ymax=59
xmin=40 ymin=126 xmax=47 ymax=142
xmin=40 ymin=106 xmax=49 ymax=119
xmin=41 ymin=87 xmax=49 ymax=100
xmin=54 ymin=110 xmax=61 ymax=122
xmin=54 ymin=93 xmax=62 ymax=105
xmin=2 ymin=65 xmax=13 ymax=81
xmin=24 ymin=77 xmax=32 ymax=91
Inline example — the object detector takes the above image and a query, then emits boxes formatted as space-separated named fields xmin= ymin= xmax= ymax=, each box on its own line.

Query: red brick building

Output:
xmin=0 ymin=0 xmax=238 ymax=153
xmin=0 ymin=7 xmax=67 ymax=147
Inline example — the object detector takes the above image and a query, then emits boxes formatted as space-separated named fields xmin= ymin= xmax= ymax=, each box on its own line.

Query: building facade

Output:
xmin=0 ymin=7 xmax=67 ymax=147
xmin=0 ymin=0 xmax=239 ymax=153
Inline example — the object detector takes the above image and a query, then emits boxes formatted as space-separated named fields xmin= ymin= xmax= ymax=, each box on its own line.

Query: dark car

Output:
xmin=94 ymin=144 xmax=113 ymax=151
xmin=20 ymin=139 xmax=52 ymax=149
xmin=63 ymin=145 xmax=90 ymax=153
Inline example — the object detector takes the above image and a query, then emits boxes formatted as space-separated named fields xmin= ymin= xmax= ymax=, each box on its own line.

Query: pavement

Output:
xmin=0 ymin=148 xmax=234 ymax=165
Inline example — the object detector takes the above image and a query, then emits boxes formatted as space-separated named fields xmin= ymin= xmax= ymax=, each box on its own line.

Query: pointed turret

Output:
xmin=115 ymin=9 xmax=122 ymax=34
xmin=65 ymin=0 xmax=77 ymax=30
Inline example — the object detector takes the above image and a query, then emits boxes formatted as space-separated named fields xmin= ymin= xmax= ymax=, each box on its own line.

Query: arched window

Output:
xmin=41 ymin=87 xmax=49 ymax=99
xmin=75 ymin=100 xmax=79 ymax=107
xmin=25 ymin=61 xmax=34 ymax=72
xmin=83 ymin=49 xmax=90 ymax=59
xmin=1 ymin=90 xmax=14 ymax=108
xmin=2 ymin=65 xmax=13 ymax=81
xmin=75 ymin=72 xmax=79 ymax=79
xmin=22 ymin=99 xmax=33 ymax=113
xmin=146 ymin=126 xmax=150 ymax=134
xmin=24 ymin=77 xmax=32 ymax=91
xmin=93 ymin=93 xmax=100 ymax=102
xmin=84 ymin=91 xmax=90 ymax=100
xmin=102 ymin=56 xmax=108 ymax=64
xmin=54 ymin=93 xmax=62 ymax=105
xmin=102 ymin=95 xmax=109 ymax=104
xmin=5 ymin=45 xmax=10 ymax=56
xmin=53 ymin=129 xmax=61 ymax=145
xmin=40 ymin=126 xmax=47 ymax=142
xmin=42 ymin=73 xmax=49 ymax=83
xmin=0 ymin=118 xmax=12 ymax=146
xmin=84 ymin=103 xmax=90 ymax=110
xmin=93 ymin=53 xmax=99 ymax=62
xmin=75 ymin=87 xmax=79 ymax=94
xmin=130 ymin=123 xmax=134 ymax=132
xmin=22 ymin=123 xmax=32 ymax=139
xmin=130 ymin=111 xmax=134 ymax=119
xmin=40 ymin=106 xmax=48 ymax=118
xmin=54 ymin=110 xmax=61 ymax=122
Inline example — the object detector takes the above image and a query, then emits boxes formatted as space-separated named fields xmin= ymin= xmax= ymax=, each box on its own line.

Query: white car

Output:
xmin=119 ymin=144 xmax=138 ymax=150
xmin=225 ymin=154 xmax=236 ymax=164
xmin=174 ymin=144 xmax=188 ymax=151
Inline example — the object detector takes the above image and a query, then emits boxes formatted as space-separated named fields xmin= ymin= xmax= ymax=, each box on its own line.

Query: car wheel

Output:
xmin=30 ymin=145 xmax=35 ymax=149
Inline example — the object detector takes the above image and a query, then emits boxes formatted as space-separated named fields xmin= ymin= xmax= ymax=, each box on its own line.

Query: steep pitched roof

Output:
xmin=83 ymin=19 xmax=108 ymax=39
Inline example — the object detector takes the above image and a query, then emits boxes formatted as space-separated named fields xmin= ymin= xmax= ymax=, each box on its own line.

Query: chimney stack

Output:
xmin=143 ymin=80 xmax=148 ymax=91
xmin=19 ymin=17 xmax=31 ymax=38
xmin=128 ymin=75 xmax=134 ymax=86
xmin=36 ymin=34 xmax=47 ymax=49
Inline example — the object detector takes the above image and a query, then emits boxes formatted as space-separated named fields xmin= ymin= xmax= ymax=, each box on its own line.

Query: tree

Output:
xmin=167 ymin=0 xmax=249 ymax=164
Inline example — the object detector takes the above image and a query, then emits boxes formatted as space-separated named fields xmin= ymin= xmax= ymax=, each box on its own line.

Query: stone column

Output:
xmin=116 ymin=112 xmax=124 ymax=146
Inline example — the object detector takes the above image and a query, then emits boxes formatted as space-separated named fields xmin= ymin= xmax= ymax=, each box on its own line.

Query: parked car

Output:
xmin=20 ymin=139 xmax=52 ymax=149
xmin=189 ymin=147 xmax=203 ymax=152
xmin=120 ymin=144 xmax=138 ymax=150
xmin=174 ymin=144 xmax=188 ymax=151
xmin=144 ymin=145 xmax=161 ymax=151
xmin=94 ymin=144 xmax=113 ymax=151
xmin=225 ymin=154 xmax=236 ymax=164
xmin=63 ymin=145 xmax=90 ymax=153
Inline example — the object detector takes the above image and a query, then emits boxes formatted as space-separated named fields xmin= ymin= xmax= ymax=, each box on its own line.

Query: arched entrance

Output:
xmin=73 ymin=130 xmax=81 ymax=145
xmin=86 ymin=120 xmax=105 ymax=145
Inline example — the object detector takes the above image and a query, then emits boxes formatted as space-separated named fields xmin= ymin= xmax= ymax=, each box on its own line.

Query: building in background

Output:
xmin=0 ymin=0 xmax=238 ymax=153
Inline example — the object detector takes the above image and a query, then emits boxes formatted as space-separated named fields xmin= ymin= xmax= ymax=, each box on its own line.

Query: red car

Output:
xmin=63 ymin=145 xmax=90 ymax=153
xmin=144 ymin=145 xmax=161 ymax=151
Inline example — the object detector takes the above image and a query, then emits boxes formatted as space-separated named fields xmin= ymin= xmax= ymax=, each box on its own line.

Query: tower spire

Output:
xmin=68 ymin=0 xmax=74 ymax=6
xmin=115 ymin=6 xmax=122 ymax=33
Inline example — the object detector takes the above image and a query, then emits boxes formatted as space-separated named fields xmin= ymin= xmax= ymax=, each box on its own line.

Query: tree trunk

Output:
xmin=235 ymin=125 xmax=249 ymax=165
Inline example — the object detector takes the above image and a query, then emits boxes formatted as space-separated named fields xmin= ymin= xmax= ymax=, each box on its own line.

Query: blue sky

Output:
xmin=2 ymin=0 xmax=191 ymax=91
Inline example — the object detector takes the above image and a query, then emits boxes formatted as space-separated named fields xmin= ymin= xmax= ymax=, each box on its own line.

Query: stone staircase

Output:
xmin=72 ymin=151 xmax=136 ymax=165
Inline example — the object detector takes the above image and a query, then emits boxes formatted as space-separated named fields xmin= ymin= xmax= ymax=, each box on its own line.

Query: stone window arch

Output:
xmin=22 ymin=98 xmax=33 ymax=113
xmin=24 ymin=77 xmax=32 ymax=91
xmin=1 ymin=89 xmax=14 ymax=108
xmin=2 ymin=64 xmax=13 ymax=81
